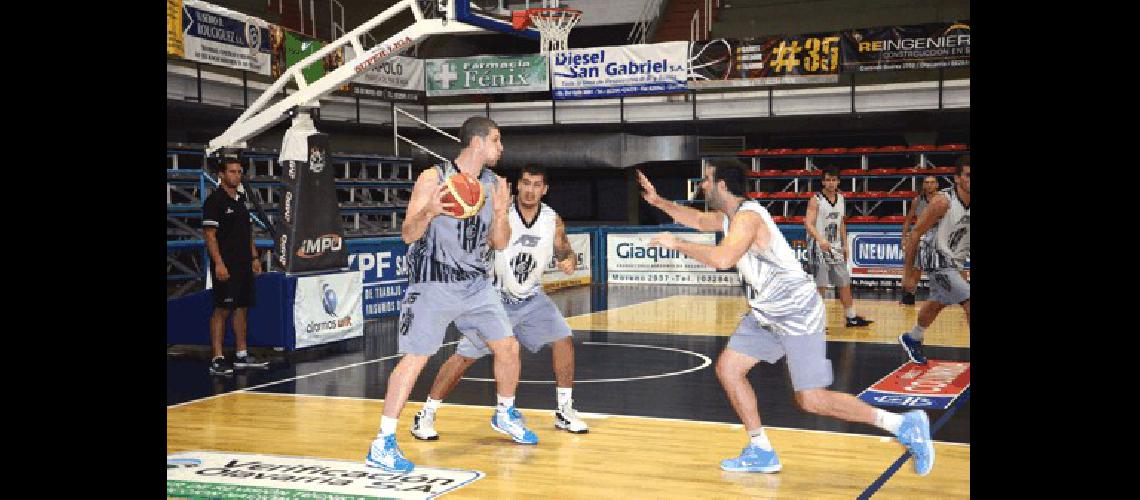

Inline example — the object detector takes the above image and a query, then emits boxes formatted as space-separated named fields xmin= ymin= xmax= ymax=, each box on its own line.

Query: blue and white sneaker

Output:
xmin=899 ymin=333 xmax=928 ymax=364
xmin=720 ymin=445 xmax=782 ymax=473
xmin=490 ymin=407 xmax=539 ymax=444
xmin=364 ymin=434 xmax=414 ymax=472
xmin=897 ymin=410 xmax=935 ymax=476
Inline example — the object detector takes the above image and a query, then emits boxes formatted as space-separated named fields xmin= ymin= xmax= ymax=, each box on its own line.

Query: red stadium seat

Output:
xmin=797 ymin=191 xmax=814 ymax=199
xmin=847 ymin=216 xmax=877 ymax=223
xmin=788 ymin=215 xmax=806 ymax=224
xmin=895 ymin=168 xmax=922 ymax=175
xmin=845 ymin=192 xmax=869 ymax=199
xmin=869 ymin=168 xmax=895 ymax=175
xmin=940 ymin=144 xmax=968 ymax=151
xmin=893 ymin=191 xmax=919 ymax=198
xmin=908 ymin=144 xmax=937 ymax=152
xmin=849 ymin=146 xmax=877 ymax=154
xmin=840 ymin=168 xmax=864 ymax=176
xmin=792 ymin=147 xmax=820 ymax=155
xmin=877 ymin=145 xmax=907 ymax=152
xmin=931 ymin=166 xmax=956 ymax=174
xmin=768 ymin=148 xmax=794 ymax=155
xmin=785 ymin=169 xmax=811 ymax=177
xmin=878 ymin=215 xmax=907 ymax=223
xmin=770 ymin=215 xmax=787 ymax=223
xmin=771 ymin=191 xmax=798 ymax=199
xmin=757 ymin=169 xmax=783 ymax=177
xmin=740 ymin=148 xmax=768 ymax=155
xmin=820 ymin=147 xmax=849 ymax=154
xmin=747 ymin=192 xmax=765 ymax=199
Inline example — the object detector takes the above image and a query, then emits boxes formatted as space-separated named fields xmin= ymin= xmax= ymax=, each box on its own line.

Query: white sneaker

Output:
xmin=410 ymin=408 xmax=439 ymax=441
xmin=554 ymin=400 xmax=588 ymax=434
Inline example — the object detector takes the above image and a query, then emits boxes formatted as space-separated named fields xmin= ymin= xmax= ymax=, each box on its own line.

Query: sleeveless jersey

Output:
xmin=808 ymin=191 xmax=845 ymax=263
xmin=919 ymin=186 xmax=970 ymax=270
xmin=728 ymin=201 xmax=825 ymax=336
xmin=406 ymin=164 xmax=499 ymax=285
xmin=492 ymin=202 xmax=558 ymax=302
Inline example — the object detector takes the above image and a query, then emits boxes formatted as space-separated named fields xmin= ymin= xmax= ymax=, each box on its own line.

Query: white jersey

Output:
xmin=920 ymin=186 xmax=970 ymax=270
xmin=492 ymin=202 xmax=558 ymax=302
xmin=808 ymin=191 xmax=845 ymax=263
xmin=728 ymin=201 xmax=825 ymax=336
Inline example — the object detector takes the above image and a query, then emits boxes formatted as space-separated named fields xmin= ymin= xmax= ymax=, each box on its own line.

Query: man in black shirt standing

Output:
xmin=202 ymin=158 xmax=270 ymax=375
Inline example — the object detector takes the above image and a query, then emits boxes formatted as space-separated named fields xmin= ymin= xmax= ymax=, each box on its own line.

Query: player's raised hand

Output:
xmin=493 ymin=175 xmax=511 ymax=214
xmin=636 ymin=170 xmax=662 ymax=206
xmin=649 ymin=232 xmax=679 ymax=250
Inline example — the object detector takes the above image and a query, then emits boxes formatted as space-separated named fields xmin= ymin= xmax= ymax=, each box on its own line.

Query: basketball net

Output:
xmin=525 ymin=8 xmax=581 ymax=54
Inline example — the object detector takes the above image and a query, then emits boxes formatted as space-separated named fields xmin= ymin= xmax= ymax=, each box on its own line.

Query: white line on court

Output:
xmin=459 ymin=341 xmax=712 ymax=384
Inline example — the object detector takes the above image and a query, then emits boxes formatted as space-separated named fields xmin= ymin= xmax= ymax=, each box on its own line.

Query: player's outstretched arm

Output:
xmin=401 ymin=168 xmax=452 ymax=244
xmin=554 ymin=214 xmax=577 ymax=275
xmin=902 ymin=193 xmax=949 ymax=270
xmin=637 ymin=170 xmax=723 ymax=232
xmin=649 ymin=211 xmax=762 ymax=270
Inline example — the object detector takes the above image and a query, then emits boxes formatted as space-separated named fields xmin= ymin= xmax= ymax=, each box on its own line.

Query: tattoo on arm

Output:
xmin=554 ymin=216 xmax=573 ymax=260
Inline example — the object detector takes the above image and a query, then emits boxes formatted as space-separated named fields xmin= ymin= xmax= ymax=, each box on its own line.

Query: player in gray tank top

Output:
xmin=366 ymin=117 xmax=538 ymax=474
xmin=638 ymin=160 xmax=935 ymax=477
xmin=899 ymin=157 xmax=971 ymax=364
xmin=805 ymin=167 xmax=873 ymax=327
xmin=900 ymin=175 xmax=941 ymax=304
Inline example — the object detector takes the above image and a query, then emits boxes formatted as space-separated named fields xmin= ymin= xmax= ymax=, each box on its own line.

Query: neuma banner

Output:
xmin=425 ymin=54 xmax=549 ymax=96
xmin=551 ymin=42 xmax=689 ymax=99
xmin=841 ymin=21 xmax=970 ymax=72
xmin=180 ymin=0 xmax=272 ymax=75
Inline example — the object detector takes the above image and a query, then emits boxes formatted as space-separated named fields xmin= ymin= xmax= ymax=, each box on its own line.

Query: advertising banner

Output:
xmin=552 ymin=41 xmax=689 ymax=99
xmin=167 ymin=0 xmax=184 ymax=57
xmin=181 ymin=0 xmax=272 ymax=75
xmin=858 ymin=360 xmax=971 ymax=410
xmin=689 ymin=33 xmax=841 ymax=89
xmin=271 ymin=28 xmax=346 ymax=86
xmin=293 ymin=270 xmax=364 ymax=349
xmin=541 ymin=232 xmax=592 ymax=290
xmin=846 ymin=230 xmax=970 ymax=286
xmin=606 ymin=232 xmax=738 ymax=285
xmin=276 ymin=133 xmax=349 ymax=273
xmin=343 ymin=48 xmax=423 ymax=102
xmin=346 ymin=239 xmax=410 ymax=319
xmin=841 ymin=21 xmax=970 ymax=72
xmin=425 ymin=54 xmax=548 ymax=96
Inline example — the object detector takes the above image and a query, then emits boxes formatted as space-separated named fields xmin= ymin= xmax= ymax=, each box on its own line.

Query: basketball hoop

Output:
xmin=512 ymin=7 xmax=581 ymax=54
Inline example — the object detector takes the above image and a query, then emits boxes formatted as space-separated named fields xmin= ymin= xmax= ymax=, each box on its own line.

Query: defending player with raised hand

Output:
xmin=365 ymin=116 xmax=536 ymax=475
xmin=639 ymin=162 xmax=935 ymax=476
xmin=898 ymin=158 xmax=970 ymax=365
xmin=411 ymin=164 xmax=589 ymax=441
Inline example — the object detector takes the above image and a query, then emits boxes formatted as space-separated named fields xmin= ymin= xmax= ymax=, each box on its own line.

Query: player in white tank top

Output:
xmin=899 ymin=159 xmax=971 ymax=365
xmin=638 ymin=161 xmax=935 ymax=477
xmin=412 ymin=166 xmax=589 ymax=440
xmin=805 ymin=168 xmax=872 ymax=327
xmin=900 ymin=175 xmax=942 ymax=304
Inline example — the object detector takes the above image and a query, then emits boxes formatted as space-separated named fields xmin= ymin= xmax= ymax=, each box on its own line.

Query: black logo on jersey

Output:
xmin=513 ymin=234 xmax=541 ymax=247
xmin=824 ymin=223 xmax=839 ymax=243
xmin=510 ymin=252 xmax=537 ymax=284
xmin=404 ymin=291 xmax=421 ymax=306
xmin=742 ymin=282 xmax=760 ymax=301
xmin=399 ymin=310 xmax=414 ymax=336
xmin=457 ymin=217 xmax=486 ymax=253
xmin=948 ymin=227 xmax=968 ymax=251
xmin=934 ymin=273 xmax=951 ymax=291
xmin=825 ymin=212 xmax=839 ymax=219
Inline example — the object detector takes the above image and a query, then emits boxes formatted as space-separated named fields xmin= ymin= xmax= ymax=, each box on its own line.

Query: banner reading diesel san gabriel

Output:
xmin=552 ymin=42 xmax=689 ymax=100
xmin=841 ymin=21 xmax=970 ymax=72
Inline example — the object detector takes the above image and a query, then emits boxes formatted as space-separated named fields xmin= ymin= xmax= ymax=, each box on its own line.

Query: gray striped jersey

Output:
xmin=728 ymin=201 xmax=825 ymax=336
xmin=914 ymin=192 xmax=930 ymax=218
xmin=919 ymin=186 xmax=970 ymax=270
xmin=491 ymin=202 xmax=557 ymax=302
xmin=406 ymin=164 xmax=499 ymax=284
xmin=808 ymin=191 xmax=845 ymax=263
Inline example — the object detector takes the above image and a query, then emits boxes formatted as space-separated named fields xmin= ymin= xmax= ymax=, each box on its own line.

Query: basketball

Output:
xmin=442 ymin=172 xmax=486 ymax=219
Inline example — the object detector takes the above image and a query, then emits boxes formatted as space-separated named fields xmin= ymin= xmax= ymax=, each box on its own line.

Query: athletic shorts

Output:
xmin=454 ymin=291 xmax=572 ymax=359
xmin=927 ymin=268 xmax=970 ymax=305
xmin=212 ymin=267 xmax=255 ymax=309
xmin=812 ymin=259 xmax=851 ymax=288
xmin=726 ymin=313 xmax=833 ymax=392
xmin=397 ymin=279 xmax=513 ymax=356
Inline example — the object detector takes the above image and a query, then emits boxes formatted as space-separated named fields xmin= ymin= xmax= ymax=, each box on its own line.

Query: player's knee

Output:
xmin=489 ymin=337 xmax=520 ymax=357
xmin=794 ymin=390 xmax=827 ymax=415
xmin=715 ymin=356 xmax=745 ymax=382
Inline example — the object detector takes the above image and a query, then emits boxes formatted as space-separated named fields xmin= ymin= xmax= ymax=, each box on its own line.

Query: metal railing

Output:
xmin=690 ymin=0 xmax=720 ymax=43
xmin=628 ymin=0 xmax=665 ymax=44
xmin=392 ymin=106 xmax=460 ymax=166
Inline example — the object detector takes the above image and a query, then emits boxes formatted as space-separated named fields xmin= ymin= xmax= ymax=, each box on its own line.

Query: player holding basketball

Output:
xmin=898 ymin=157 xmax=970 ymax=364
xmin=639 ymin=161 xmax=934 ymax=476
xmin=899 ymin=175 xmax=940 ymax=305
xmin=411 ymin=164 xmax=588 ymax=441
xmin=366 ymin=117 xmax=537 ymax=473
xmin=805 ymin=167 xmax=873 ymax=327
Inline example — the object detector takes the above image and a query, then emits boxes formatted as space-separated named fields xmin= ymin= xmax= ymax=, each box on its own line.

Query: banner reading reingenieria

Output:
xmin=841 ymin=22 xmax=970 ymax=72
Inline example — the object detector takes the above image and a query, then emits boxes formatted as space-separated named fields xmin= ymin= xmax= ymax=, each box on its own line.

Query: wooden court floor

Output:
xmin=168 ymin=289 xmax=969 ymax=498
xmin=168 ymin=392 xmax=969 ymax=499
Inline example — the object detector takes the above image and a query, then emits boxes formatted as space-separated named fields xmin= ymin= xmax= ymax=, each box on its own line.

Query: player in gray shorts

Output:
xmin=455 ymin=292 xmax=572 ymax=358
xmin=899 ymin=157 xmax=971 ymax=365
xmin=396 ymin=281 xmax=514 ymax=356
xmin=640 ymin=161 xmax=934 ymax=477
xmin=805 ymin=167 xmax=873 ymax=328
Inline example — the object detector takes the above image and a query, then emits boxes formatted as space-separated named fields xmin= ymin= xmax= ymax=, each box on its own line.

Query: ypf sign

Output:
xmin=857 ymin=360 xmax=971 ymax=409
